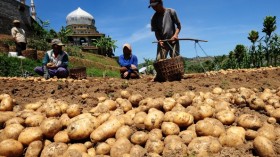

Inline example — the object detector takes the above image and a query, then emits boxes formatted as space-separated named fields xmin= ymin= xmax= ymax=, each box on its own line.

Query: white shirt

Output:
xmin=11 ymin=27 xmax=26 ymax=43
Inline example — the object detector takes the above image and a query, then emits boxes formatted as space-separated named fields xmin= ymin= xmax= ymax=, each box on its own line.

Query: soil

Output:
xmin=1 ymin=67 xmax=280 ymax=156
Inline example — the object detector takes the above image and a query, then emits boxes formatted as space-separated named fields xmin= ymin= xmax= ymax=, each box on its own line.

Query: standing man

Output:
xmin=149 ymin=0 xmax=181 ymax=60
xmin=34 ymin=39 xmax=69 ymax=79
xmin=118 ymin=43 xmax=140 ymax=79
xmin=11 ymin=20 xmax=27 ymax=56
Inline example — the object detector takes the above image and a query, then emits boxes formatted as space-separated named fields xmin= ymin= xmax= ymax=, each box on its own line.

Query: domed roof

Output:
xmin=66 ymin=7 xmax=94 ymax=25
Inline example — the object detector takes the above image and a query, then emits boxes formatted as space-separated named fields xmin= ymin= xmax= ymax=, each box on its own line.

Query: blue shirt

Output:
xmin=118 ymin=54 xmax=138 ymax=72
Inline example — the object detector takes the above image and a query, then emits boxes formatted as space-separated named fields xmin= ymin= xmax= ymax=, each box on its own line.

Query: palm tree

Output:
xmin=262 ymin=16 xmax=277 ymax=66
xmin=248 ymin=30 xmax=259 ymax=67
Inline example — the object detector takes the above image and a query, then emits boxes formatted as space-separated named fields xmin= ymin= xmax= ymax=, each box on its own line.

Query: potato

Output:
xmin=214 ymin=100 xmax=231 ymax=112
xmin=115 ymin=125 xmax=133 ymax=139
xmin=130 ymin=131 xmax=148 ymax=145
xmin=197 ymin=105 xmax=215 ymax=119
xmin=118 ymin=99 xmax=132 ymax=112
xmin=0 ymin=111 xmax=15 ymax=127
xmin=130 ymin=145 xmax=147 ymax=157
xmin=270 ymin=108 xmax=280 ymax=121
xmin=133 ymin=111 xmax=147 ymax=130
xmin=171 ymin=103 xmax=185 ymax=112
xmin=25 ymin=140 xmax=43 ymax=157
xmin=0 ymin=139 xmax=23 ymax=157
xmin=87 ymin=148 xmax=96 ymax=157
xmin=68 ymin=143 xmax=87 ymax=153
xmin=188 ymin=136 xmax=222 ymax=156
xmin=195 ymin=118 xmax=225 ymax=137
xmin=18 ymin=127 xmax=43 ymax=145
xmin=90 ymin=118 xmax=123 ymax=143
xmin=219 ymin=126 xmax=246 ymax=147
xmin=0 ymin=94 xmax=10 ymax=101
xmin=245 ymin=129 xmax=258 ymax=140
xmin=66 ymin=104 xmax=81 ymax=118
xmin=94 ymin=100 xmax=118 ymax=114
xmin=96 ymin=142 xmax=111 ymax=155
xmin=110 ymin=137 xmax=132 ymax=157
xmin=96 ymin=113 xmax=111 ymax=125
xmin=120 ymin=90 xmax=132 ymax=99
xmin=163 ymin=135 xmax=182 ymax=145
xmin=146 ymin=98 xmax=164 ymax=110
xmin=253 ymin=136 xmax=276 ymax=157
xmin=144 ymin=108 xmax=164 ymax=130
xmin=257 ymin=123 xmax=276 ymax=141
xmin=248 ymin=96 xmax=265 ymax=110
xmin=162 ymin=98 xmax=177 ymax=111
xmin=162 ymin=140 xmax=187 ymax=157
xmin=0 ymin=96 xmax=14 ymax=111
xmin=172 ymin=111 xmax=194 ymax=127
xmin=56 ymin=100 xmax=69 ymax=113
xmin=237 ymin=114 xmax=262 ymax=130
xmin=40 ymin=117 xmax=62 ymax=138
xmin=25 ymin=114 xmax=46 ymax=127
xmin=59 ymin=113 xmax=70 ymax=127
xmin=175 ymin=95 xmax=193 ymax=107
xmin=148 ymin=129 xmax=162 ymax=141
xmin=84 ymin=141 xmax=94 ymax=149
xmin=0 ymin=123 xmax=24 ymax=141
xmin=105 ymin=138 xmax=116 ymax=146
xmin=129 ymin=94 xmax=144 ymax=106
xmin=24 ymin=101 xmax=43 ymax=110
xmin=4 ymin=117 xmax=24 ymax=126
xmin=62 ymin=149 xmax=82 ymax=157
xmin=161 ymin=122 xmax=180 ymax=136
xmin=179 ymin=130 xmax=197 ymax=145
xmin=215 ymin=110 xmax=235 ymax=125
xmin=40 ymin=142 xmax=68 ymax=157
xmin=67 ymin=118 xmax=94 ymax=140
xmin=45 ymin=103 xmax=62 ymax=117
xmin=54 ymin=130 xmax=70 ymax=143
xmin=145 ymin=139 xmax=164 ymax=154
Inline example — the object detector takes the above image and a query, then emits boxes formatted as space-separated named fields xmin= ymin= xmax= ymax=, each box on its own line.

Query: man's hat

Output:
xmin=123 ymin=43 xmax=132 ymax=52
xmin=148 ymin=0 xmax=162 ymax=8
xmin=13 ymin=20 xmax=20 ymax=23
xmin=51 ymin=39 xmax=65 ymax=46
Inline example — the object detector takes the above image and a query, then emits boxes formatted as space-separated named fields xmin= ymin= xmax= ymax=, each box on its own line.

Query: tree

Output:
xmin=92 ymin=36 xmax=117 ymax=57
xmin=233 ymin=45 xmax=247 ymax=68
xmin=248 ymin=30 xmax=259 ymax=67
xmin=57 ymin=26 xmax=73 ymax=44
xmin=262 ymin=16 xmax=277 ymax=66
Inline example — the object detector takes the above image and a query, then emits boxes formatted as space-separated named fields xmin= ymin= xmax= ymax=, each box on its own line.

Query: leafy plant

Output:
xmin=92 ymin=36 xmax=117 ymax=57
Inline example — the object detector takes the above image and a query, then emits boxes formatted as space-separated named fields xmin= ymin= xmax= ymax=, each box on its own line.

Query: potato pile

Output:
xmin=0 ymin=86 xmax=280 ymax=157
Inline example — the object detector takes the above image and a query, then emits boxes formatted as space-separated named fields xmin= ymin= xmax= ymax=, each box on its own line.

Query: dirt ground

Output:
xmin=1 ymin=67 xmax=280 ymax=156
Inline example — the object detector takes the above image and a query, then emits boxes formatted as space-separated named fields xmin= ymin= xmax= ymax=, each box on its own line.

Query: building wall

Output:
xmin=0 ymin=0 xmax=32 ymax=36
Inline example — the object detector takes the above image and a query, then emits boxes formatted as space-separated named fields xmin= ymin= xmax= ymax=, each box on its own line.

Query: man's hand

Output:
xmin=170 ymin=35 xmax=179 ymax=44
xmin=123 ymin=71 xmax=129 ymax=78
xmin=131 ymin=64 xmax=137 ymax=70
xmin=159 ymin=40 xmax=165 ymax=48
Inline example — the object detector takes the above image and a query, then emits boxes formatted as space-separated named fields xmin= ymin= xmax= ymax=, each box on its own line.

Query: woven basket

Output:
xmin=69 ymin=67 xmax=87 ymax=79
xmin=153 ymin=56 xmax=185 ymax=81
xmin=22 ymin=49 xmax=37 ymax=60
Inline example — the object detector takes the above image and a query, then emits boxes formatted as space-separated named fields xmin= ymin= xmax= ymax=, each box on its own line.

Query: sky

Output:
xmin=25 ymin=0 xmax=280 ymax=63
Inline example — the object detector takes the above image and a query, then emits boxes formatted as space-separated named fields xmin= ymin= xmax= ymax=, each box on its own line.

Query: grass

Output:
xmin=0 ymin=51 xmax=121 ymax=78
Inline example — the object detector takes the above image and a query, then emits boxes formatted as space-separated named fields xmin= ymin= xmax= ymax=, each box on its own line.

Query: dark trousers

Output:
xmin=16 ymin=42 xmax=26 ymax=56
